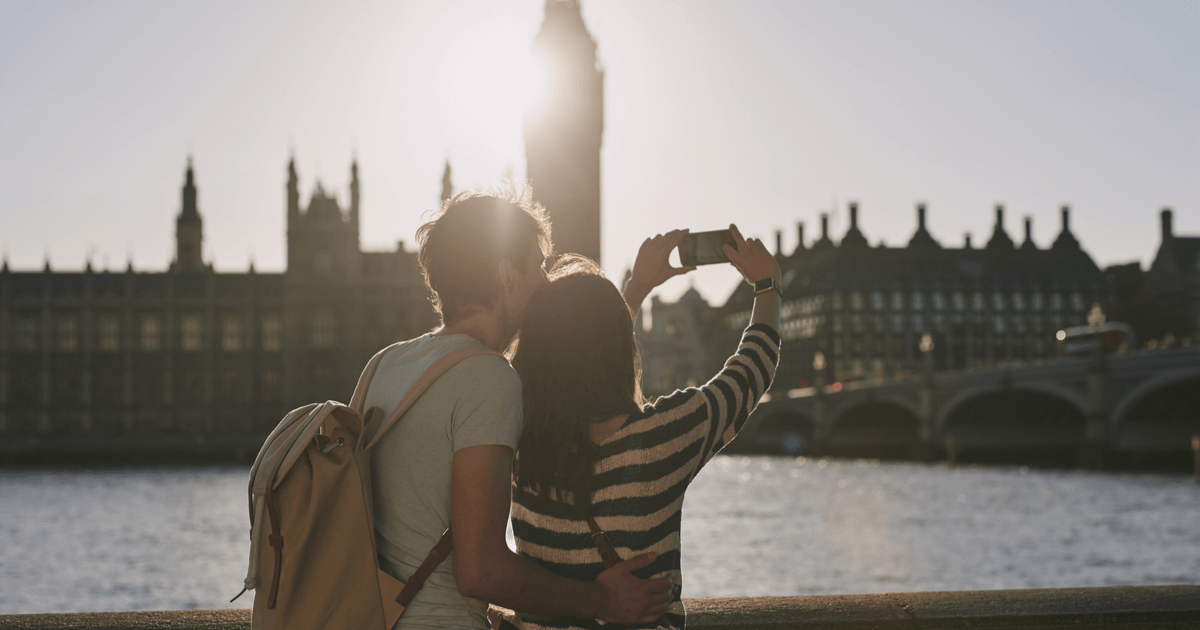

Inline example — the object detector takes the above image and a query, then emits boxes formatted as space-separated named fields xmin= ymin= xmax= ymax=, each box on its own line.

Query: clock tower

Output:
xmin=524 ymin=0 xmax=604 ymax=263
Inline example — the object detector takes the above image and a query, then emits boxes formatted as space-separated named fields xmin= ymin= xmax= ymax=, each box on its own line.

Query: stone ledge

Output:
xmin=2 ymin=586 xmax=1198 ymax=629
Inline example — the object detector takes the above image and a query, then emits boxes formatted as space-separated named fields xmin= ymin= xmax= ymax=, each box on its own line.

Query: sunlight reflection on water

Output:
xmin=1 ymin=458 xmax=1198 ymax=614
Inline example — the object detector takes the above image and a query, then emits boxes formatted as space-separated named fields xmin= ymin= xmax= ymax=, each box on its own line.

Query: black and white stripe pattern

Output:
xmin=502 ymin=324 xmax=780 ymax=630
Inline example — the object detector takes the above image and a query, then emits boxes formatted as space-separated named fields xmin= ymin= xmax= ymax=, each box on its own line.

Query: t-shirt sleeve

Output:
xmin=449 ymin=355 xmax=523 ymax=452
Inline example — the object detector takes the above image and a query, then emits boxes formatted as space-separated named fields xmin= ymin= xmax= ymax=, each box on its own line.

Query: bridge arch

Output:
xmin=825 ymin=394 xmax=920 ymax=428
xmin=936 ymin=383 xmax=1086 ymax=431
xmin=939 ymin=388 xmax=1087 ymax=450
xmin=826 ymin=401 xmax=921 ymax=457
xmin=1111 ymin=368 xmax=1200 ymax=431
xmin=1110 ymin=369 xmax=1200 ymax=452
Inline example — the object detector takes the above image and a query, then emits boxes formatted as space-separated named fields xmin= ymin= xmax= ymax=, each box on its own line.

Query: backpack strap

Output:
xmin=348 ymin=342 xmax=402 ymax=413
xmin=395 ymin=528 xmax=454 ymax=608
xmin=363 ymin=344 xmax=502 ymax=451
xmin=586 ymin=516 xmax=622 ymax=569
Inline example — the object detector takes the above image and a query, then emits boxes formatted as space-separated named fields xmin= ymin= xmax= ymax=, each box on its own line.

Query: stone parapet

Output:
xmin=2 ymin=586 xmax=1198 ymax=629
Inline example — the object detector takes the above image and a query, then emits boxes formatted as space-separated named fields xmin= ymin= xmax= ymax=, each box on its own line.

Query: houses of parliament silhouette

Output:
xmin=1 ymin=0 xmax=1196 ymax=452
xmin=0 ymin=0 xmax=604 ymax=443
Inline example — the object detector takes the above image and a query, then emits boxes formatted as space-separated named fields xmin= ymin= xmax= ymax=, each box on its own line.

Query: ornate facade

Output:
xmin=640 ymin=203 xmax=1123 ymax=395
xmin=0 ymin=159 xmax=435 ymax=438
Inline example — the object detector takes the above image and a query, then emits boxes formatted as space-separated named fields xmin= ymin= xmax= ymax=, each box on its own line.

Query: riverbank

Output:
xmin=3 ymin=432 xmax=1197 ymax=472
xmin=2 ymin=587 xmax=1198 ymax=629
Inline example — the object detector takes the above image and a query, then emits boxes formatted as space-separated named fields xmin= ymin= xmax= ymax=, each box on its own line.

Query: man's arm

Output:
xmin=451 ymin=445 xmax=671 ymax=624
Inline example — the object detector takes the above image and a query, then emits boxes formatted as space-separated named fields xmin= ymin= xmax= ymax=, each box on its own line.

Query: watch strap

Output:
xmin=754 ymin=277 xmax=781 ymax=297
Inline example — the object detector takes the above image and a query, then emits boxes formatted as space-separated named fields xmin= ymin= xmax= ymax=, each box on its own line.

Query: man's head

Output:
xmin=416 ymin=183 xmax=552 ymax=337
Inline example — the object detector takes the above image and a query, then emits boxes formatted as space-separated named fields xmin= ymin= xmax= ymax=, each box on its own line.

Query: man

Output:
xmin=362 ymin=185 xmax=671 ymax=629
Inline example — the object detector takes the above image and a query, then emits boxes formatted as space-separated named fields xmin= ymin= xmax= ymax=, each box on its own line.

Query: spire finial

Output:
xmin=441 ymin=160 xmax=454 ymax=203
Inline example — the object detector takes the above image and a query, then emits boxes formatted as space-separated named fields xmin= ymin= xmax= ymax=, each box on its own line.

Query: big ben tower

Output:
xmin=525 ymin=0 xmax=604 ymax=263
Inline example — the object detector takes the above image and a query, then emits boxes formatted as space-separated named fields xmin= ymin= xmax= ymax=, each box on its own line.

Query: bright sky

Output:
xmin=2 ymin=0 xmax=1197 ymax=305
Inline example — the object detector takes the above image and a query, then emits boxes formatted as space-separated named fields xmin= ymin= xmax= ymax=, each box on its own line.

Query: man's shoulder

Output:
xmin=379 ymin=334 xmax=517 ymax=397
xmin=440 ymin=352 xmax=519 ymax=398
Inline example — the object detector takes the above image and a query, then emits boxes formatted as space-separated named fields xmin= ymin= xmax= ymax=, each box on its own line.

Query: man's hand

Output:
xmin=624 ymin=230 xmax=697 ymax=318
xmin=722 ymin=224 xmax=782 ymax=286
xmin=593 ymin=552 xmax=673 ymax=624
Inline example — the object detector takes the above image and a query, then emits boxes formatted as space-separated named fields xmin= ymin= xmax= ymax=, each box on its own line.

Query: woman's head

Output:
xmin=512 ymin=258 xmax=643 ymax=512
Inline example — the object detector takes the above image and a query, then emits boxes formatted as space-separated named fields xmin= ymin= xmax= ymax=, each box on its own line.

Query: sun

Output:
xmin=432 ymin=18 xmax=550 ymax=180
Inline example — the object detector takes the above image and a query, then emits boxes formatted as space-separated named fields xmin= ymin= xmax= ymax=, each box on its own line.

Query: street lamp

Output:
xmin=918 ymin=331 xmax=937 ymax=461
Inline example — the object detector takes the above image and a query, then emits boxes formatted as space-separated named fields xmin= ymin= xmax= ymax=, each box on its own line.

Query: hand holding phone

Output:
xmin=630 ymin=230 xmax=697 ymax=292
xmin=721 ymin=224 xmax=782 ymax=287
xmin=624 ymin=230 xmax=698 ymax=319
xmin=677 ymin=229 xmax=736 ymax=266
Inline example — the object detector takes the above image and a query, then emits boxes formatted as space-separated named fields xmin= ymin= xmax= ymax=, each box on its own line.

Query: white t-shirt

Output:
xmin=365 ymin=333 xmax=522 ymax=630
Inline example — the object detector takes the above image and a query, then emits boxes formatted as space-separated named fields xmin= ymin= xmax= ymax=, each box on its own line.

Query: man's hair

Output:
xmin=416 ymin=183 xmax=552 ymax=325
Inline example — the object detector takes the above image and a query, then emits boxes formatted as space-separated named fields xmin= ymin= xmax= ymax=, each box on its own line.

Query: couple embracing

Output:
xmin=364 ymin=185 xmax=781 ymax=630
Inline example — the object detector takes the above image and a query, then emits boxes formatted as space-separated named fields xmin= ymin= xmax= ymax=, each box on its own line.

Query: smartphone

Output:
xmin=678 ymin=229 xmax=735 ymax=266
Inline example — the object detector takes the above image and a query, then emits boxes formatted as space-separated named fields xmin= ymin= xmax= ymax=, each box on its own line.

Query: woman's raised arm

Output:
xmin=622 ymin=229 xmax=697 ymax=320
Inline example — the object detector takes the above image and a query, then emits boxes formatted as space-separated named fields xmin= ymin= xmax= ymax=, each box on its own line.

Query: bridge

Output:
xmin=734 ymin=346 xmax=1200 ymax=465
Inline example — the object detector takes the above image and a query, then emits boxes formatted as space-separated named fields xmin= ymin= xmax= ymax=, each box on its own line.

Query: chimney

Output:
xmin=1061 ymin=205 xmax=1070 ymax=232
xmin=1025 ymin=217 xmax=1032 ymax=242
xmin=849 ymin=202 xmax=859 ymax=229
xmin=917 ymin=203 xmax=927 ymax=231
xmin=965 ymin=233 xmax=973 ymax=249
xmin=797 ymin=222 xmax=805 ymax=250
xmin=775 ymin=230 xmax=783 ymax=256
xmin=995 ymin=204 xmax=1004 ymax=228
xmin=821 ymin=214 xmax=829 ymax=239
xmin=1161 ymin=207 xmax=1174 ymax=241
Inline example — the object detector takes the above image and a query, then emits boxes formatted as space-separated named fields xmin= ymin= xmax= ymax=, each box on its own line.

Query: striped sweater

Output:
xmin=501 ymin=323 xmax=780 ymax=630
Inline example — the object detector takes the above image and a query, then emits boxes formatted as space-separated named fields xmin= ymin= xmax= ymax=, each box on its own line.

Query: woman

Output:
xmin=499 ymin=225 xmax=782 ymax=630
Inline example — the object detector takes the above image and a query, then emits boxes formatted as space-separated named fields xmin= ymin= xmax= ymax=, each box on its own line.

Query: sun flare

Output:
xmin=433 ymin=20 xmax=550 ymax=181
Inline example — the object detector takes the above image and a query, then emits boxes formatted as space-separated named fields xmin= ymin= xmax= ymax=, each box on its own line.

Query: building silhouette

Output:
xmin=524 ymin=0 xmax=604 ymax=263
xmin=640 ymin=203 xmax=1131 ymax=395
xmin=0 ymin=159 xmax=435 ymax=438
xmin=0 ymin=0 xmax=603 ymax=446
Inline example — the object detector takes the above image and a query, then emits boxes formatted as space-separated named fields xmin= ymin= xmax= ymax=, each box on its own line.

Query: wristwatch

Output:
xmin=754 ymin=277 xmax=781 ymax=298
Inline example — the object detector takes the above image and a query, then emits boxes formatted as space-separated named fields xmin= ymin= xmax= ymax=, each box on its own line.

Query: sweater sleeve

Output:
xmin=693 ymin=323 xmax=780 ymax=470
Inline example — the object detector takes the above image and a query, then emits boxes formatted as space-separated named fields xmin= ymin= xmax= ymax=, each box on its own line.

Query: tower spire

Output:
xmin=1052 ymin=204 xmax=1080 ymax=250
xmin=839 ymin=201 xmax=869 ymax=249
xmin=441 ymin=161 xmax=453 ymax=203
xmin=350 ymin=159 xmax=360 ymax=227
xmin=173 ymin=156 xmax=204 ymax=272
xmin=907 ymin=202 xmax=941 ymax=249
xmin=1020 ymin=216 xmax=1037 ymax=250
xmin=287 ymin=156 xmax=300 ymax=224
xmin=986 ymin=204 xmax=1015 ymax=251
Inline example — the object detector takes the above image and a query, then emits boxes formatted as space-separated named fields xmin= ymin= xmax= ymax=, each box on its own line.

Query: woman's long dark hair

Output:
xmin=511 ymin=258 xmax=644 ymax=517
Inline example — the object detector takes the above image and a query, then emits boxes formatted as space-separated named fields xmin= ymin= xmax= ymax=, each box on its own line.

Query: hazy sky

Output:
xmin=2 ymin=0 xmax=1197 ymax=305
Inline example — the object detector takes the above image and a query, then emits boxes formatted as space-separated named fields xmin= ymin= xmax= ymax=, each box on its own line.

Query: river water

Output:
xmin=1 ymin=457 xmax=1197 ymax=614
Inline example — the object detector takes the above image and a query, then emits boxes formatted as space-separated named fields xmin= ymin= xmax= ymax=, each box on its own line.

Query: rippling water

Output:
xmin=1 ymin=457 xmax=1198 ymax=614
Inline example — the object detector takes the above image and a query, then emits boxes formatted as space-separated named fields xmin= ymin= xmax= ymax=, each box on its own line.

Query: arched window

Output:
xmin=311 ymin=310 xmax=337 ymax=348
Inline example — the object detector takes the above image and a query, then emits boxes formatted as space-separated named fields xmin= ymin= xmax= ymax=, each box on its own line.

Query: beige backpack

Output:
xmin=238 ymin=343 xmax=500 ymax=630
